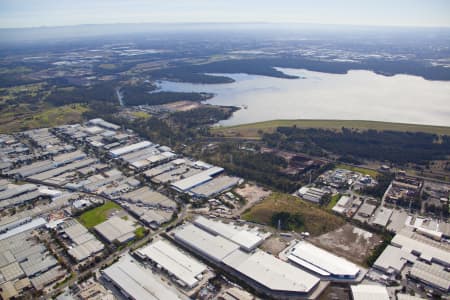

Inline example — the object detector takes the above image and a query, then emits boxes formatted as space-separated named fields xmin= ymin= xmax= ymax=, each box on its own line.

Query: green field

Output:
xmin=326 ymin=193 xmax=341 ymax=210
xmin=134 ymin=227 xmax=147 ymax=239
xmin=78 ymin=201 xmax=121 ymax=228
xmin=242 ymin=192 xmax=345 ymax=236
xmin=0 ymin=82 xmax=47 ymax=104
xmin=335 ymin=164 xmax=380 ymax=178
xmin=0 ymin=66 xmax=33 ymax=75
xmin=212 ymin=119 xmax=450 ymax=139
xmin=131 ymin=111 xmax=151 ymax=119
xmin=0 ymin=103 xmax=89 ymax=134
xmin=24 ymin=104 xmax=89 ymax=128
xmin=98 ymin=63 xmax=117 ymax=70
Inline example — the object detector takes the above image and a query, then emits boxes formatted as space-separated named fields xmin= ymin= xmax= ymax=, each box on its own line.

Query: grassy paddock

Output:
xmin=0 ymin=103 xmax=88 ymax=134
xmin=131 ymin=111 xmax=151 ymax=119
xmin=98 ymin=63 xmax=117 ymax=70
xmin=212 ymin=119 xmax=450 ymax=138
xmin=78 ymin=201 xmax=121 ymax=228
xmin=335 ymin=164 xmax=380 ymax=178
xmin=326 ymin=193 xmax=341 ymax=210
xmin=242 ymin=192 xmax=345 ymax=236
xmin=26 ymin=104 xmax=88 ymax=127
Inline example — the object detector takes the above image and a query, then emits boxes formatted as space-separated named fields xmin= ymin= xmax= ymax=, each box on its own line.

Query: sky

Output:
xmin=0 ymin=0 xmax=450 ymax=29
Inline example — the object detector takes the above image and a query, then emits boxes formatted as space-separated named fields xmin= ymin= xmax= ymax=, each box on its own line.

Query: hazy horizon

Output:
xmin=1 ymin=0 xmax=450 ymax=29
xmin=2 ymin=21 xmax=450 ymax=31
xmin=2 ymin=22 xmax=450 ymax=45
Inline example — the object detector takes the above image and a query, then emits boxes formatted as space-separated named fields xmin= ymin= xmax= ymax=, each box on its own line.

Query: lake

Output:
xmin=156 ymin=68 xmax=450 ymax=127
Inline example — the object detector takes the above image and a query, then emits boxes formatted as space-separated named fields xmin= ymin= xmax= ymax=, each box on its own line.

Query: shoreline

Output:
xmin=212 ymin=119 xmax=450 ymax=137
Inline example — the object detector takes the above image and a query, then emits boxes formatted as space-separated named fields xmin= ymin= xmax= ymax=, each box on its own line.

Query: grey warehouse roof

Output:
xmin=94 ymin=216 xmax=135 ymax=243
xmin=174 ymin=223 xmax=239 ymax=262
xmin=372 ymin=208 xmax=393 ymax=227
xmin=409 ymin=261 xmax=450 ymax=291
xmin=102 ymin=254 xmax=183 ymax=300
xmin=392 ymin=229 xmax=450 ymax=265
xmin=373 ymin=245 xmax=416 ymax=273
xmin=137 ymin=240 xmax=206 ymax=288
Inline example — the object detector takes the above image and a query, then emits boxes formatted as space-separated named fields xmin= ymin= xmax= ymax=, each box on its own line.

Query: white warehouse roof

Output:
xmin=194 ymin=216 xmax=266 ymax=251
xmin=288 ymin=241 xmax=360 ymax=278
xmin=171 ymin=166 xmax=224 ymax=192
xmin=89 ymin=118 xmax=120 ymax=130
xmin=174 ymin=222 xmax=321 ymax=296
xmin=351 ymin=284 xmax=389 ymax=300
xmin=110 ymin=141 xmax=152 ymax=157
xmin=136 ymin=240 xmax=206 ymax=288
xmin=223 ymin=249 xmax=319 ymax=293
xmin=332 ymin=195 xmax=351 ymax=214
xmin=190 ymin=176 xmax=241 ymax=198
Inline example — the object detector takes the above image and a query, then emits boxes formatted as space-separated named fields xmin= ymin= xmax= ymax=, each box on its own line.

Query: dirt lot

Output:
xmin=317 ymin=284 xmax=351 ymax=300
xmin=260 ymin=236 xmax=292 ymax=256
xmin=163 ymin=101 xmax=202 ymax=111
xmin=310 ymin=223 xmax=382 ymax=266
xmin=234 ymin=183 xmax=271 ymax=216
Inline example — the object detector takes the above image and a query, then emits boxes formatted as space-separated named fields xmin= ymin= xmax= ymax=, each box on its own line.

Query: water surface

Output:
xmin=156 ymin=68 xmax=450 ymax=127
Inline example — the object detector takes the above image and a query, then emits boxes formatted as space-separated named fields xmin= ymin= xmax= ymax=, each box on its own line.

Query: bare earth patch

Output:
xmin=233 ymin=183 xmax=271 ymax=216
xmin=310 ymin=223 xmax=382 ymax=266
xmin=260 ymin=236 xmax=291 ymax=256
xmin=163 ymin=101 xmax=202 ymax=112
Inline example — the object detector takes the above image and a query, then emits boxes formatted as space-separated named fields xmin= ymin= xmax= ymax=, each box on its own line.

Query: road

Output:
xmin=19 ymin=175 xmax=188 ymax=299
xmin=200 ymin=136 xmax=450 ymax=185
xmin=14 ymin=130 xmax=448 ymax=298
xmin=115 ymin=87 xmax=124 ymax=106
xmin=45 ymin=207 xmax=186 ymax=299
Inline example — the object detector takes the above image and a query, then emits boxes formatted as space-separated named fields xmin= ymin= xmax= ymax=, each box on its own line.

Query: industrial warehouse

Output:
xmin=0 ymin=219 xmax=67 ymax=298
xmin=371 ymin=227 xmax=450 ymax=294
xmin=58 ymin=219 xmax=104 ymax=262
xmin=172 ymin=217 xmax=328 ymax=299
xmin=1 ymin=115 xmax=448 ymax=300
xmin=285 ymin=241 xmax=365 ymax=282
xmin=94 ymin=216 xmax=136 ymax=244
xmin=102 ymin=254 xmax=186 ymax=300
xmin=350 ymin=284 xmax=390 ymax=300
xmin=136 ymin=239 xmax=208 ymax=289
xmin=193 ymin=216 xmax=270 ymax=251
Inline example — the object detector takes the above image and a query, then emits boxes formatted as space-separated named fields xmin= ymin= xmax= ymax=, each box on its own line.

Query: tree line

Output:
xmin=264 ymin=127 xmax=450 ymax=165
xmin=171 ymin=106 xmax=237 ymax=128
xmin=121 ymin=84 xmax=212 ymax=106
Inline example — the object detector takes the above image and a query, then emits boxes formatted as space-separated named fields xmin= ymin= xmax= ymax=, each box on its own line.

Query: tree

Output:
xmin=271 ymin=212 xmax=304 ymax=231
